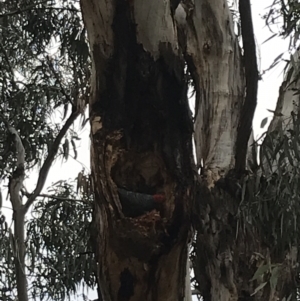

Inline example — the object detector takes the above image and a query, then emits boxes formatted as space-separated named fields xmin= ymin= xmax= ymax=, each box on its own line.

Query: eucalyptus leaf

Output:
xmin=251 ymin=264 xmax=269 ymax=281
xmin=251 ymin=282 xmax=268 ymax=296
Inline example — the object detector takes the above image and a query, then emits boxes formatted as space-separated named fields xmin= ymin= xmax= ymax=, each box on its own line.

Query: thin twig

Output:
xmin=0 ymin=6 xmax=79 ymax=18
xmin=46 ymin=56 xmax=74 ymax=105
xmin=0 ymin=42 xmax=15 ymax=80
xmin=0 ymin=0 xmax=51 ymax=18
xmin=2 ymin=206 xmax=13 ymax=211
xmin=36 ymin=193 xmax=89 ymax=204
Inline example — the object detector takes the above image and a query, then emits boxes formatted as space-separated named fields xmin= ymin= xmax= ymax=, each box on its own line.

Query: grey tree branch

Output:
xmin=24 ymin=110 xmax=80 ymax=212
xmin=235 ymin=0 xmax=259 ymax=173
xmin=9 ymin=128 xmax=25 ymax=168
xmin=0 ymin=122 xmax=29 ymax=301
xmin=33 ymin=193 xmax=89 ymax=204
xmin=0 ymin=114 xmax=25 ymax=208
xmin=8 ymin=127 xmax=25 ymax=209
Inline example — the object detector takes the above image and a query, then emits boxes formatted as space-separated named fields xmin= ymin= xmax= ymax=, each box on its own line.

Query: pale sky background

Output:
xmin=252 ymin=1 xmax=289 ymax=133
xmin=0 ymin=0 xmax=292 ymax=300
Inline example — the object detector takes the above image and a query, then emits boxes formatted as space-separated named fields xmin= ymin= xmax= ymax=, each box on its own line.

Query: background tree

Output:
xmin=0 ymin=1 xmax=97 ymax=300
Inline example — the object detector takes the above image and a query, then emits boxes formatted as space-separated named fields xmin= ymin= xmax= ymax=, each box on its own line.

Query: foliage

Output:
xmin=258 ymin=1 xmax=300 ymax=77
xmin=26 ymin=180 xmax=96 ymax=300
xmin=0 ymin=0 xmax=90 ymax=178
xmin=0 ymin=0 xmax=93 ymax=299
xmin=0 ymin=212 xmax=16 ymax=301
xmin=240 ymin=111 xmax=300 ymax=261
xmin=250 ymin=262 xmax=282 ymax=297
xmin=258 ymin=114 xmax=300 ymax=252
xmin=1 ymin=0 xmax=300 ymax=300
xmin=264 ymin=0 xmax=300 ymax=48
xmin=0 ymin=180 xmax=96 ymax=301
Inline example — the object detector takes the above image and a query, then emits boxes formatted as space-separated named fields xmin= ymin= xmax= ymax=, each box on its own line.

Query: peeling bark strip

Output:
xmin=80 ymin=0 xmax=194 ymax=300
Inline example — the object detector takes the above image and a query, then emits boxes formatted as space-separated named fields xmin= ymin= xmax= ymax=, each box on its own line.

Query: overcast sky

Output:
xmin=252 ymin=0 xmax=289 ymax=135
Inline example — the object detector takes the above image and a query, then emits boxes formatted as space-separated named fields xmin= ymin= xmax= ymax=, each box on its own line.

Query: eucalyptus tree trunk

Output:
xmin=80 ymin=0 xmax=298 ymax=300
xmin=183 ymin=0 xmax=249 ymax=300
xmin=187 ymin=1 xmax=298 ymax=300
xmin=80 ymin=0 xmax=195 ymax=300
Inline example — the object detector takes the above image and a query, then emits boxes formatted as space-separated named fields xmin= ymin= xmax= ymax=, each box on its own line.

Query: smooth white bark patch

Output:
xmin=80 ymin=0 xmax=114 ymax=58
xmin=184 ymin=253 xmax=192 ymax=301
xmin=80 ymin=0 xmax=115 ymax=107
xmin=175 ymin=4 xmax=187 ymax=28
xmin=133 ymin=0 xmax=178 ymax=58
xmin=186 ymin=0 xmax=245 ymax=179
xmin=261 ymin=50 xmax=300 ymax=173
xmin=268 ymin=51 xmax=300 ymax=133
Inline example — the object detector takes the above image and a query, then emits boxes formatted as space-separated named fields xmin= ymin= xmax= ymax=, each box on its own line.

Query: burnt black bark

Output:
xmin=81 ymin=0 xmax=195 ymax=299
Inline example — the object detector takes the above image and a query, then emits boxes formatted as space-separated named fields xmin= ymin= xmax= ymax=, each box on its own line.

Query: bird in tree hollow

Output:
xmin=117 ymin=188 xmax=165 ymax=217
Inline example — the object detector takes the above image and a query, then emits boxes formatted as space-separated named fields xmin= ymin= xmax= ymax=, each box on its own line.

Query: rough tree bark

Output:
xmin=81 ymin=0 xmax=297 ymax=300
xmin=81 ymin=0 xmax=195 ymax=300
xmin=176 ymin=2 xmax=260 ymax=297
xmin=186 ymin=1 xmax=297 ymax=301
xmin=182 ymin=1 xmax=250 ymax=299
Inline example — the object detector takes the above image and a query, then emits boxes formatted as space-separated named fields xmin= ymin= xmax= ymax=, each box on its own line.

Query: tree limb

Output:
xmin=24 ymin=110 xmax=80 ymax=212
xmin=34 ymin=193 xmax=89 ymax=204
xmin=0 ymin=119 xmax=29 ymax=301
xmin=0 ymin=114 xmax=25 ymax=208
xmin=0 ymin=0 xmax=54 ymax=18
xmin=0 ymin=6 xmax=79 ymax=18
xmin=9 ymin=127 xmax=25 ymax=207
xmin=235 ymin=0 xmax=259 ymax=174
xmin=9 ymin=128 xmax=25 ymax=169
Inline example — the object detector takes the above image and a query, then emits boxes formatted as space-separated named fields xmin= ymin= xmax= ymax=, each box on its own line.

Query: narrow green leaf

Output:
xmin=260 ymin=117 xmax=268 ymax=129
xmin=283 ymin=139 xmax=293 ymax=166
xmin=270 ymin=266 xmax=279 ymax=291
xmin=63 ymin=139 xmax=69 ymax=160
xmin=262 ymin=33 xmax=278 ymax=44
xmin=251 ymin=264 xmax=269 ymax=281
xmin=63 ymin=103 xmax=69 ymax=120
xmin=251 ymin=282 xmax=267 ymax=296
xmin=0 ymin=188 xmax=2 ymax=210
xmin=71 ymin=139 xmax=77 ymax=159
